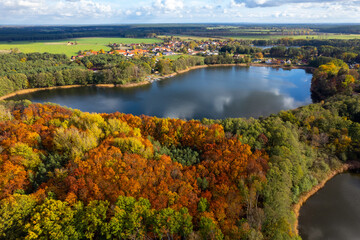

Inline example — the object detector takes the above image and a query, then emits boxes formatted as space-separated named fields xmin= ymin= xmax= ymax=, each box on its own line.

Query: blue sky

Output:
xmin=1 ymin=0 xmax=360 ymax=24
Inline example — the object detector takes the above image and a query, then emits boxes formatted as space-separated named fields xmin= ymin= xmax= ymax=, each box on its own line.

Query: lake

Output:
xmin=299 ymin=173 xmax=360 ymax=240
xmin=9 ymin=66 xmax=312 ymax=119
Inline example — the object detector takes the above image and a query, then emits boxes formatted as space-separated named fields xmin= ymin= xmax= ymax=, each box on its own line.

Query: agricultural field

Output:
xmin=160 ymin=34 xmax=360 ymax=41
xmin=160 ymin=54 xmax=191 ymax=60
xmin=229 ymin=34 xmax=360 ymax=40
xmin=0 ymin=37 xmax=162 ymax=57
xmin=157 ymin=35 xmax=228 ymax=41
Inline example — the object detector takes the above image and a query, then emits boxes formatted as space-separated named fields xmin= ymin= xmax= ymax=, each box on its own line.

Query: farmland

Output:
xmin=0 ymin=37 xmax=162 ymax=57
xmin=161 ymin=54 xmax=187 ymax=60
xmin=158 ymin=35 xmax=228 ymax=41
xmin=230 ymin=34 xmax=360 ymax=40
xmin=1 ymin=30 xmax=360 ymax=59
xmin=160 ymin=33 xmax=360 ymax=41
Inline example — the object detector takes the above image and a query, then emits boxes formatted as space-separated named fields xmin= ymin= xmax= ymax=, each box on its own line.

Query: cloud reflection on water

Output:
xmin=10 ymin=66 xmax=313 ymax=119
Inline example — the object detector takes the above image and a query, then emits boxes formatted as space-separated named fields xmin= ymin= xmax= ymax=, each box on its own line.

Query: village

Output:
xmin=70 ymin=38 xmax=306 ymax=66
xmin=71 ymin=39 xmax=220 ymax=58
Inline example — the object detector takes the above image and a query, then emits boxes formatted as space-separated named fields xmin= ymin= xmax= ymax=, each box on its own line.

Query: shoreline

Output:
xmin=0 ymin=81 xmax=152 ymax=101
xmin=149 ymin=63 xmax=313 ymax=81
xmin=293 ymin=161 xmax=360 ymax=236
xmin=0 ymin=63 xmax=312 ymax=101
xmin=0 ymin=85 xmax=84 ymax=101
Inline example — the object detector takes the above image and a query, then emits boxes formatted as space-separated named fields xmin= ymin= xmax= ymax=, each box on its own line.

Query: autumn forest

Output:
xmin=1 ymin=87 xmax=360 ymax=239
xmin=1 ymin=32 xmax=360 ymax=239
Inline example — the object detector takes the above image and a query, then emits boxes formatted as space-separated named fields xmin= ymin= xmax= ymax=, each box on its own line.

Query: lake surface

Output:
xmin=299 ymin=173 xmax=360 ymax=240
xmin=9 ymin=66 xmax=312 ymax=119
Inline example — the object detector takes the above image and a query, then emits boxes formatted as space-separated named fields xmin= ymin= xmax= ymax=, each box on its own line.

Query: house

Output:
xmin=133 ymin=49 xmax=149 ymax=55
xmin=163 ymin=51 xmax=174 ymax=56
xmin=115 ymin=50 xmax=127 ymax=56
xmin=190 ymin=51 xmax=200 ymax=55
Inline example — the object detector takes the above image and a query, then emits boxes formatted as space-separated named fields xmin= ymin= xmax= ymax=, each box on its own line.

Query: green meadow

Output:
xmin=160 ymin=54 xmax=191 ymax=60
xmin=158 ymin=35 xmax=228 ymax=41
xmin=0 ymin=37 xmax=162 ymax=57
xmin=160 ymin=34 xmax=360 ymax=41
xmin=229 ymin=34 xmax=360 ymax=40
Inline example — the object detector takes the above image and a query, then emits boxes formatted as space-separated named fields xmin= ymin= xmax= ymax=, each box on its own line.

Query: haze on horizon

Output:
xmin=1 ymin=0 xmax=360 ymax=25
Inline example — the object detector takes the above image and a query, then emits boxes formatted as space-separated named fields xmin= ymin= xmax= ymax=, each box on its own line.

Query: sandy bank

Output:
xmin=293 ymin=161 xmax=360 ymax=235
xmin=0 ymin=81 xmax=151 ymax=101
xmin=95 ymin=81 xmax=151 ymax=88
xmin=0 ymin=85 xmax=83 ymax=101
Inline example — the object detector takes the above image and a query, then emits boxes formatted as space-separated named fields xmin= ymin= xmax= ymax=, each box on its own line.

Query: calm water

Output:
xmin=299 ymin=173 xmax=360 ymax=240
xmin=10 ymin=66 xmax=312 ymax=119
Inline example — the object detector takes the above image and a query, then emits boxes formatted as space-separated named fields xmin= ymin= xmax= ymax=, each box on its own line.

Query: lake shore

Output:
xmin=154 ymin=63 xmax=313 ymax=81
xmin=293 ymin=161 xmax=360 ymax=236
xmin=0 ymin=81 xmax=152 ymax=101
xmin=0 ymin=85 xmax=83 ymax=101
xmin=0 ymin=63 xmax=312 ymax=101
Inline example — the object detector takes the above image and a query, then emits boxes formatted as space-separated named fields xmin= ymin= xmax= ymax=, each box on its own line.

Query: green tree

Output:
xmin=25 ymin=198 xmax=79 ymax=240
xmin=107 ymin=196 xmax=152 ymax=239
xmin=76 ymin=200 xmax=109 ymax=239
xmin=0 ymin=194 xmax=36 ymax=239
xmin=198 ymin=198 xmax=209 ymax=213
xmin=199 ymin=216 xmax=224 ymax=240
xmin=8 ymin=73 xmax=28 ymax=90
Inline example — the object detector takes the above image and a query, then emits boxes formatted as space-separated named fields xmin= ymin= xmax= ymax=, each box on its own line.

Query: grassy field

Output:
xmin=0 ymin=37 xmax=162 ymax=57
xmin=160 ymin=54 xmax=189 ymax=60
xmin=159 ymin=54 xmax=205 ymax=61
xmin=158 ymin=35 xmax=228 ymax=41
xmin=230 ymin=34 xmax=360 ymax=40
xmin=160 ymin=34 xmax=360 ymax=41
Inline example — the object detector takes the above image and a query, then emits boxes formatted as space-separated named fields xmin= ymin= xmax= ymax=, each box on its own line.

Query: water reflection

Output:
xmin=9 ymin=66 xmax=312 ymax=119
xmin=299 ymin=173 xmax=360 ymax=240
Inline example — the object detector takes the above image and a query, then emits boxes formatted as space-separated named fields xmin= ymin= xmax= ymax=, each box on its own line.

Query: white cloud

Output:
xmin=53 ymin=0 xmax=113 ymax=18
xmin=122 ymin=0 xmax=186 ymax=21
xmin=1 ymin=0 xmax=44 ymax=12
xmin=230 ymin=0 xmax=245 ymax=7
xmin=1 ymin=0 xmax=360 ymax=24
xmin=0 ymin=0 xmax=114 ymax=23
xmin=235 ymin=0 xmax=348 ymax=8
xmin=152 ymin=0 xmax=184 ymax=13
xmin=125 ymin=10 xmax=132 ymax=15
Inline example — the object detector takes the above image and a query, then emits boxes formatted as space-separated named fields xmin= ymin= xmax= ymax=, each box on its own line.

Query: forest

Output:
xmin=1 ymin=36 xmax=360 ymax=239
xmin=0 ymin=100 xmax=268 ymax=239
xmin=311 ymin=59 xmax=360 ymax=101
xmin=1 ymin=92 xmax=360 ymax=239
xmin=0 ymin=53 xmax=204 ymax=98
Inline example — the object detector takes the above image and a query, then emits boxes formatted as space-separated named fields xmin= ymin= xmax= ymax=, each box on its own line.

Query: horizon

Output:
xmin=1 ymin=22 xmax=360 ymax=27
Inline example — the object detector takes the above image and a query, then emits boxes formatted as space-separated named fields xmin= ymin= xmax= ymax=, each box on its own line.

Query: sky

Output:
xmin=1 ymin=0 xmax=360 ymax=25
